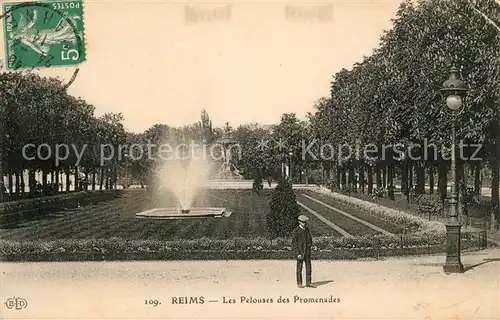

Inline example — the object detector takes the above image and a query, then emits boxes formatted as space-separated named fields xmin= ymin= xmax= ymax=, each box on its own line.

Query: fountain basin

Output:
xmin=135 ymin=207 xmax=231 ymax=219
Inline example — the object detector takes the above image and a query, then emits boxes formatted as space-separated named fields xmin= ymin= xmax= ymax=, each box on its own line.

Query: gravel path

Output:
xmin=1 ymin=249 xmax=498 ymax=319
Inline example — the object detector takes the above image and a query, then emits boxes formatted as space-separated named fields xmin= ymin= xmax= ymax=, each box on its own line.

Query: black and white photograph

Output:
xmin=0 ymin=0 xmax=499 ymax=319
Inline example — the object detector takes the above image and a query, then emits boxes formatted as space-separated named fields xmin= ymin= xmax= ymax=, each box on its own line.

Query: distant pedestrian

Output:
xmin=292 ymin=215 xmax=315 ymax=288
xmin=252 ymin=177 xmax=263 ymax=196
xmin=267 ymin=176 xmax=272 ymax=187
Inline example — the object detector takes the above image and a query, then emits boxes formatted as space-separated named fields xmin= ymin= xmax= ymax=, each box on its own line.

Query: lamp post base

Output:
xmin=443 ymin=221 xmax=464 ymax=274
xmin=443 ymin=262 xmax=464 ymax=274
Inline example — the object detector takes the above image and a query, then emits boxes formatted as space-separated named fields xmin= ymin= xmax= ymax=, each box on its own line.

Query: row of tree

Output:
xmin=1 ymin=0 xmax=499 ymax=231
xmin=0 ymin=72 xmax=127 ymax=199
xmin=223 ymin=0 xmax=500 ymax=230
xmin=307 ymin=0 xmax=500 ymax=229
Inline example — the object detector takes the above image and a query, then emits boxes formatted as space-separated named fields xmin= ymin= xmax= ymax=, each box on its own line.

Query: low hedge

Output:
xmin=0 ymin=248 xmax=453 ymax=262
xmin=415 ymin=193 xmax=444 ymax=218
xmin=0 ymin=234 xmax=491 ymax=261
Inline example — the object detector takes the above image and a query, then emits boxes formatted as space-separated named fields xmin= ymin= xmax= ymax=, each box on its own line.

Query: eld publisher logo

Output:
xmin=4 ymin=297 xmax=28 ymax=310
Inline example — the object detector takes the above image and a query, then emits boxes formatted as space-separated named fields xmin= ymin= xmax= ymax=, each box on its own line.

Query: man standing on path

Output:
xmin=292 ymin=215 xmax=315 ymax=288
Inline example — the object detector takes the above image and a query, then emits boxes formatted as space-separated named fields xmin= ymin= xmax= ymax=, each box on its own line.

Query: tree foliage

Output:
xmin=267 ymin=178 xmax=300 ymax=238
xmin=1 ymin=72 xmax=127 ymax=195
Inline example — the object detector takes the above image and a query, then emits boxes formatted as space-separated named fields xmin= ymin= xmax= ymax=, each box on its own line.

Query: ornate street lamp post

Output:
xmin=440 ymin=66 xmax=469 ymax=274
xmin=288 ymin=151 xmax=293 ymax=183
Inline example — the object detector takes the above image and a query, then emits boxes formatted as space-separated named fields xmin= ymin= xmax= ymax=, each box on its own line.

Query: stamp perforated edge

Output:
xmin=80 ymin=0 xmax=87 ymax=64
xmin=0 ymin=0 xmax=88 ymax=70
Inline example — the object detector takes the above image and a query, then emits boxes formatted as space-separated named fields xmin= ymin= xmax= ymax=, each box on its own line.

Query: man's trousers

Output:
xmin=296 ymin=250 xmax=311 ymax=285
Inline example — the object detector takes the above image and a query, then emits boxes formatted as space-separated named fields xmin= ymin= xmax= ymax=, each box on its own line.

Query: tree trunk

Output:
xmin=341 ymin=168 xmax=347 ymax=188
xmin=367 ymin=166 xmax=373 ymax=194
xmin=416 ymin=162 xmax=425 ymax=195
xmin=20 ymin=170 xmax=25 ymax=195
xmin=375 ymin=166 xmax=382 ymax=189
xmin=388 ymin=164 xmax=395 ymax=200
xmin=438 ymin=162 xmax=448 ymax=201
xmin=74 ymin=167 xmax=80 ymax=191
xmin=335 ymin=167 xmax=341 ymax=188
xmin=457 ymin=160 xmax=465 ymax=220
xmin=382 ymin=166 xmax=387 ymax=188
xmin=7 ymin=169 xmax=13 ymax=195
xmin=352 ymin=167 xmax=358 ymax=192
xmin=15 ymin=171 xmax=20 ymax=196
xmin=109 ymin=167 xmax=114 ymax=189
xmin=408 ymin=162 xmax=413 ymax=191
xmin=55 ymin=168 xmax=60 ymax=193
xmin=457 ymin=160 xmax=465 ymax=186
xmin=474 ymin=161 xmax=481 ymax=196
xmin=29 ymin=169 xmax=36 ymax=196
xmin=359 ymin=161 xmax=365 ymax=193
xmin=92 ymin=168 xmax=96 ymax=190
xmin=65 ymin=169 xmax=71 ymax=192
xmin=324 ymin=162 xmax=330 ymax=182
xmin=112 ymin=166 xmax=117 ymax=189
xmin=83 ymin=169 xmax=89 ymax=191
xmin=491 ymin=158 xmax=499 ymax=232
xmin=348 ymin=166 xmax=354 ymax=188
xmin=100 ymin=167 xmax=105 ymax=190
xmin=42 ymin=168 xmax=48 ymax=195
xmin=402 ymin=160 xmax=409 ymax=198
xmin=105 ymin=168 xmax=110 ymax=190
xmin=320 ymin=162 xmax=325 ymax=182
xmin=429 ymin=166 xmax=434 ymax=194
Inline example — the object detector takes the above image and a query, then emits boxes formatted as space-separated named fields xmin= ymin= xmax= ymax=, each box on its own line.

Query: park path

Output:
xmin=300 ymin=194 xmax=395 ymax=236
xmin=1 ymin=248 xmax=498 ymax=319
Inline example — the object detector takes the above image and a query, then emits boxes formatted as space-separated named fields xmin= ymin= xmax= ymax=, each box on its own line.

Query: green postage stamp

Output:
xmin=2 ymin=0 xmax=86 ymax=70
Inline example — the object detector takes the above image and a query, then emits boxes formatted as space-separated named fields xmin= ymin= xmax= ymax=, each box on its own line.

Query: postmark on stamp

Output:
xmin=2 ymin=0 xmax=86 ymax=70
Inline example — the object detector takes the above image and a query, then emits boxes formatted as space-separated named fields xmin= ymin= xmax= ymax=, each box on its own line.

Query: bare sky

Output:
xmin=1 ymin=0 xmax=402 ymax=133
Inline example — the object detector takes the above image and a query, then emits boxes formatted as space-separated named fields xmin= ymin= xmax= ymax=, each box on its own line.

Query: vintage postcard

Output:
xmin=0 ymin=0 xmax=499 ymax=319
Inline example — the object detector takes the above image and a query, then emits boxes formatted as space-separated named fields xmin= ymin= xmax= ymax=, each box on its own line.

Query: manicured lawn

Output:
xmin=297 ymin=194 xmax=381 ymax=236
xmin=0 ymin=189 xmax=341 ymax=241
xmin=0 ymin=189 xmax=405 ymax=241
xmin=300 ymin=190 xmax=404 ymax=234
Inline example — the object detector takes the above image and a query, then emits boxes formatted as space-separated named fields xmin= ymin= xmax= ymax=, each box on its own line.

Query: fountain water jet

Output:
xmin=135 ymin=139 xmax=231 ymax=219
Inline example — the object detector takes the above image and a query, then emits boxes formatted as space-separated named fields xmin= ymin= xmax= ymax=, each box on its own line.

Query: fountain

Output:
xmin=135 ymin=138 xmax=232 ymax=220
xmin=212 ymin=134 xmax=243 ymax=180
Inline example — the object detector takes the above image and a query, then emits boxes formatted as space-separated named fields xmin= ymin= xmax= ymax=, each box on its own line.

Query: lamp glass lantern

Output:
xmin=440 ymin=66 xmax=468 ymax=111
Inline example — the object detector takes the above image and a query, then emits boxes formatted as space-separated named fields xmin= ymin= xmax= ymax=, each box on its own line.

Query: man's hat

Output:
xmin=298 ymin=215 xmax=309 ymax=222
